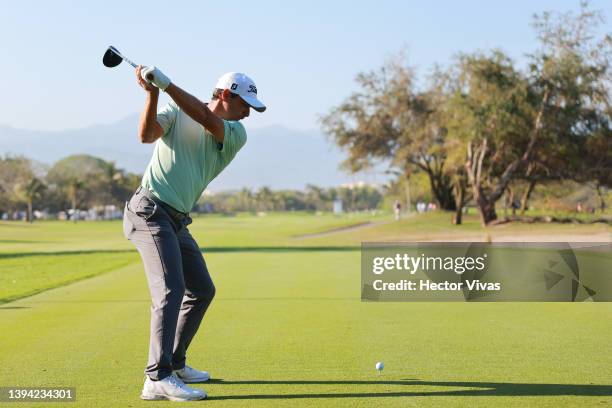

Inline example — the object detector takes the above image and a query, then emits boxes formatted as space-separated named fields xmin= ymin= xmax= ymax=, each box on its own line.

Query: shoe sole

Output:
xmin=175 ymin=375 xmax=211 ymax=383
xmin=180 ymin=378 xmax=210 ymax=384
xmin=141 ymin=393 xmax=207 ymax=401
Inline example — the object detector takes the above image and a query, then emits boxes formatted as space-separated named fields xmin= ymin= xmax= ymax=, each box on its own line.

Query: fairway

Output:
xmin=1 ymin=213 xmax=611 ymax=407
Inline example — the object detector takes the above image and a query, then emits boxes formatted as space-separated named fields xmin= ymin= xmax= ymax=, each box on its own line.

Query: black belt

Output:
xmin=137 ymin=186 xmax=189 ymax=223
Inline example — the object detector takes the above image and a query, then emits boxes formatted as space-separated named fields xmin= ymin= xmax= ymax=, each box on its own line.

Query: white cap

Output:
xmin=214 ymin=72 xmax=266 ymax=112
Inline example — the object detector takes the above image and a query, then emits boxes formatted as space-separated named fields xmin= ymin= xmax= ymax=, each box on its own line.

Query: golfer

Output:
xmin=122 ymin=65 xmax=266 ymax=401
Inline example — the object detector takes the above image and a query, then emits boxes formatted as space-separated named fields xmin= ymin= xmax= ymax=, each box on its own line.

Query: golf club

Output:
xmin=103 ymin=46 xmax=153 ymax=80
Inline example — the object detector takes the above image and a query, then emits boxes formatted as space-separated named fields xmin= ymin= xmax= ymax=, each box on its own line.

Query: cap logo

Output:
xmin=248 ymin=85 xmax=257 ymax=94
xmin=230 ymin=83 xmax=238 ymax=90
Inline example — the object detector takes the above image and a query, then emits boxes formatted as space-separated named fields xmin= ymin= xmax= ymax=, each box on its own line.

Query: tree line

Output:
xmin=199 ymin=184 xmax=383 ymax=213
xmin=0 ymin=154 xmax=140 ymax=221
xmin=0 ymin=154 xmax=384 ymax=221
xmin=321 ymin=4 xmax=611 ymax=225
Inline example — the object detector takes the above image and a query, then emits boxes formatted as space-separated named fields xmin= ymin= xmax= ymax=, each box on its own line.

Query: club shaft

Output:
xmin=122 ymin=57 xmax=138 ymax=68
xmin=111 ymin=47 xmax=138 ymax=68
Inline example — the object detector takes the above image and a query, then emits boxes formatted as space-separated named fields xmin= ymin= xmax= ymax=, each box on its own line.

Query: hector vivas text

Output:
xmin=371 ymin=253 xmax=501 ymax=292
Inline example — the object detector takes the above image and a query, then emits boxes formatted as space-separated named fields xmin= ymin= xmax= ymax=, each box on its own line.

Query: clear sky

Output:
xmin=1 ymin=0 xmax=610 ymax=132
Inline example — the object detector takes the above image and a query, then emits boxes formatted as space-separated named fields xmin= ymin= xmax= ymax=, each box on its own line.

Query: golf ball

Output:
xmin=375 ymin=362 xmax=384 ymax=371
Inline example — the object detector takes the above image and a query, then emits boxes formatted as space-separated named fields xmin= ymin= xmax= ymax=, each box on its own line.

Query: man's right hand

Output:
xmin=136 ymin=66 xmax=158 ymax=93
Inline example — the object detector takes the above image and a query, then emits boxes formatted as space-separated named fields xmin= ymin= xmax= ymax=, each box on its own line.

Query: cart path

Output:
xmin=293 ymin=219 xmax=400 ymax=239
xmin=293 ymin=220 xmax=389 ymax=239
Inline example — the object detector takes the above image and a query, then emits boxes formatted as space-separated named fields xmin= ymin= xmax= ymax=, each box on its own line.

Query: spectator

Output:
xmin=393 ymin=200 xmax=401 ymax=221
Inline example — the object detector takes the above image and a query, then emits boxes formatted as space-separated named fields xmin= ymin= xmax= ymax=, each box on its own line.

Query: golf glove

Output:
xmin=141 ymin=66 xmax=171 ymax=91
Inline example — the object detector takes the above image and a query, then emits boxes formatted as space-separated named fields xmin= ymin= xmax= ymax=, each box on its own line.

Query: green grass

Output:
xmin=0 ymin=212 xmax=382 ymax=254
xmin=0 ymin=213 xmax=610 ymax=407
xmin=0 ymin=251 xmax=138 ymax=304
xmin=0 ymin=212 xmax=383 ymax=305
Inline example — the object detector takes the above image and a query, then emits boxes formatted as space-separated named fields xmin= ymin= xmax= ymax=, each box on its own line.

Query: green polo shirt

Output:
xmin=141 ymin=101 xmax=247 ymax=213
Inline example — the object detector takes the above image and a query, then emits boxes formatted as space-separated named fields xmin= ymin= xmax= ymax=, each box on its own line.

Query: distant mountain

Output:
xmin=0 ymin=116 xmax=389 ymax=190
xmin=0 ymin=114 xmax=152 ymax=175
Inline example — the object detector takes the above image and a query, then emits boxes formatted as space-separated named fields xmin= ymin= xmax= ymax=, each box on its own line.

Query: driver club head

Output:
xmin=102 ymin=46 xmax=124 ymax=68
xmin=102 ymin=45 xmax=153 ymax=80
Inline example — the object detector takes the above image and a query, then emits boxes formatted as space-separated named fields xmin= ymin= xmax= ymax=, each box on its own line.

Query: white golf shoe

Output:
xmin=173 ymin=365 xmax=211 ymax=383
xmin=140 ymin=375 xmax=207 ymax=401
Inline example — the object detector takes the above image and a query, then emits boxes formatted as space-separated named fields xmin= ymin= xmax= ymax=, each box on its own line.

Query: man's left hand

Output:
xmin=141 ymin=66 xmax=172 ymax=91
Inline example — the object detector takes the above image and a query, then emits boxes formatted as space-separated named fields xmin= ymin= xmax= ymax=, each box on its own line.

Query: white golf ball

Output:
xmin=375 ymin=362 xmax=384 ymax=371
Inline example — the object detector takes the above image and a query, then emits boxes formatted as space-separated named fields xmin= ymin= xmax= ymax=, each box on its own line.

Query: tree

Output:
xmin=238 ymin=188 xmax=254 ymax=211
xmin=529 ymin=1 xmax=611 ymax=210
xmin=255 ymin=186 xmax=275 ymax=212
xmin=444 ymin=50 xmax=539 ymax=225
xmin=321 ymin=55 xmax=456 ymax=211
xmin=583 ymin=130 xmax=612 ymax=211
xmin=46 ymin=155 xmax=115 ymax=219
xmin=0 ymin=156 xmax=46 ymax=220
xmin=15 ymin=177 xmax=46 ymax=222
xmin=305 ymin=184 xmax=328 ymax=211
xmin=444 ymin=3 xmax=611 ymax=225
xmin=443 ymin=136 xmax=471 ymax=224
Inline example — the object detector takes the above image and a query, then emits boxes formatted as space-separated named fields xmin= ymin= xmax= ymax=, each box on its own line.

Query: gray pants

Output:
xmin=123 ymin=187 xmax=215 ymax=381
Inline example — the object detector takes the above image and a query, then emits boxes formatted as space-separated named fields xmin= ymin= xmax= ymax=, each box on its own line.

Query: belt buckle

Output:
xmin=166 ymin=205 xmax=185 ymax=223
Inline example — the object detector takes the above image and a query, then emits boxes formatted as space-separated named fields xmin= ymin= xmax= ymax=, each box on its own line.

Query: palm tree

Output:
xmin=67 ymin=178 xmax=84 ymax=222
xmin=255 ymin=187 xmax=274 ymax=212
xmin=23 ymin=177 xmax=46 ymax=222
xmin=238 ymin=188 xmax=254 ymax=211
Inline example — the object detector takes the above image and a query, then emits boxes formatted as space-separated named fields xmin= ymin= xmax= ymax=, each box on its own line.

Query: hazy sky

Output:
xmin=1 ymin=0 xmax=610 ymax=132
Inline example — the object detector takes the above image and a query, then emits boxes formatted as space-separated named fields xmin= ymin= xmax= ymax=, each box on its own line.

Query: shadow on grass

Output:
xmin=0 ymin=249 xmax=137 ymax=260
xmin=205 ymin=379 xmax=612 ymax=400
xmin=0 ymin=246 xmax=359 ymax=260
xmin=0 ymin=306 xmax=30 ymax=309
xmin=0 ymin=240 xmax=52 ymax=244
xmin=201 ymin=246 xmax=359 ymax=253
xmin=15 ymin=296 xmax=356 ymax=304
